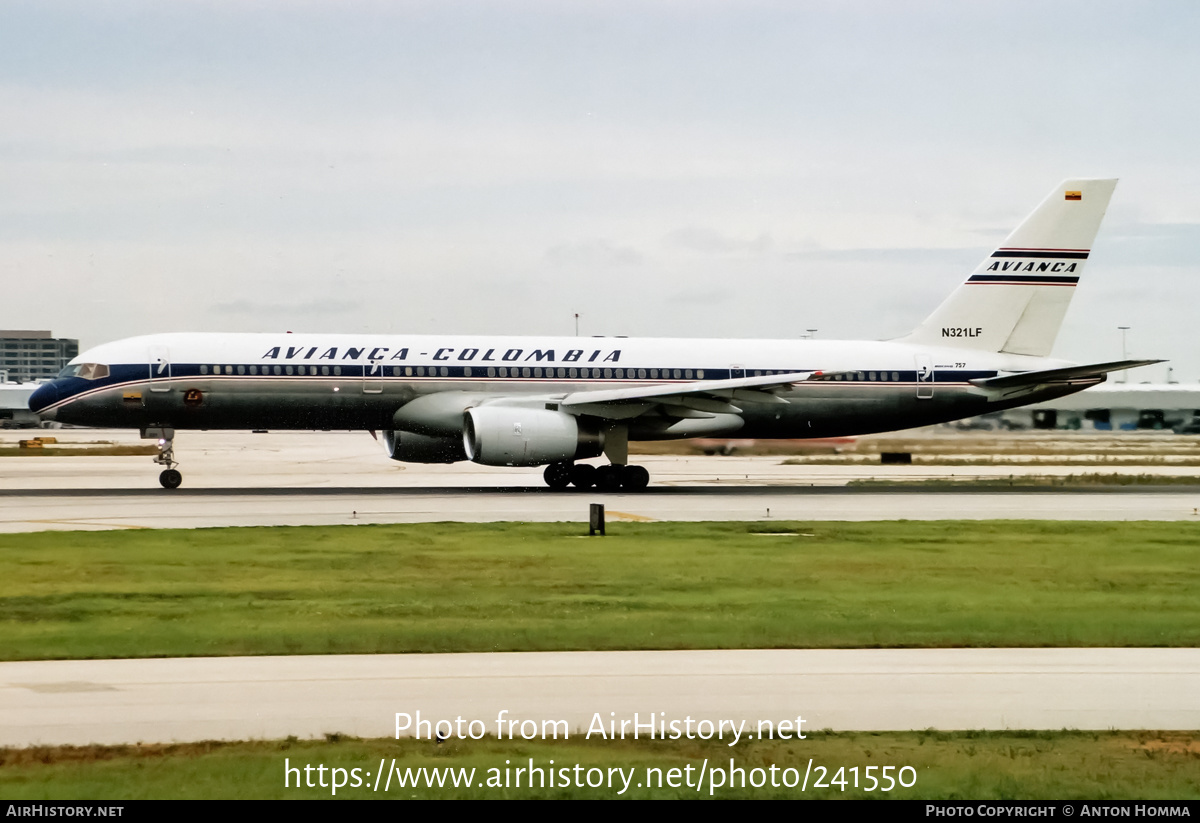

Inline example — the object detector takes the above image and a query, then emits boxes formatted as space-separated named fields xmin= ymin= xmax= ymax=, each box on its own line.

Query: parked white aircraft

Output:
xmin=30 ymin=179 xmax=1157 ymax=490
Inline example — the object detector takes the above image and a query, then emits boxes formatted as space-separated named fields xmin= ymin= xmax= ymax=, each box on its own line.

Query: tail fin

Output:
xmin=901 ymin=178 xmax=1118 ymax=356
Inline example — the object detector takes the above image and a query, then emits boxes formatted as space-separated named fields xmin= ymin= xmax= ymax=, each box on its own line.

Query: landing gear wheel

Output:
xmin=595 ymin=464 xmax=623 ymax=493
xmin=570 ymin=463 xmax=597 ymax=489
xmin=621 ymin=465 xmax=650 ymax=491
xmin=543 ymin=461 xmax=573 ymax=490
xmin=159 ymin=469 xmax=183 ymax=490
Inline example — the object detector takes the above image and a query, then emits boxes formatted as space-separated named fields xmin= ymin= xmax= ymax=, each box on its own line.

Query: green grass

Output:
xmin=2 ymin=730 xmax=1197 ymax=799
xmin=2 ymin=521 xmax=1199 ymax=660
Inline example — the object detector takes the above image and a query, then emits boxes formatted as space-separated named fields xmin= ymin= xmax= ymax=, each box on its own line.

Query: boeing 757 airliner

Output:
xmin=29 ymin=179 xmax=1158 ymax=490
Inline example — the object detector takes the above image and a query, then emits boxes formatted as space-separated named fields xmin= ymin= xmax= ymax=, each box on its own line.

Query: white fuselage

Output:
xmin=31 ymin=331 xmax=1075 ymax=440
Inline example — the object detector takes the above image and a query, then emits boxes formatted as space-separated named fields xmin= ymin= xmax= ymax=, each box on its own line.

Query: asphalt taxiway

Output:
xmin=3 ymin=649 xmax=1198 ymax=747
xmin=2 ymin=430 xmax=1199 ymax=531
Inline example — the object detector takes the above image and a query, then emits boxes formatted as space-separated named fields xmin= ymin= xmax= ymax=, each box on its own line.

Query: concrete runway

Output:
xmin=4 ymin=431 xmax=1197 ymax=750
xmin=3 ymin=649 xmax=1198 ymax=747
xmin=3 ymin=430 xmax=1200 ymax=531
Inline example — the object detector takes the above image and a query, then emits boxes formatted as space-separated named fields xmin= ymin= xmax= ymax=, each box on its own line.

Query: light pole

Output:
xmin=1118 ymin=326 xmax=1130 ymax=382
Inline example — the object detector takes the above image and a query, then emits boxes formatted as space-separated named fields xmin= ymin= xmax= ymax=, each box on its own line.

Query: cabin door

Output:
xmin=148 ymin=345 xmax=171 ymax=393
xmin=363 ymin=360 xmax=383 ymax=394
xmin=914 ymin=354 xmax=934 ymax=399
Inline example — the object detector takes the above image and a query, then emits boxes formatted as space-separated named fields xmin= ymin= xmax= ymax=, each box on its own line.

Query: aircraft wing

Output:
xmin=557 ymin=371 xmax=816 ymax=419
xmin=969 ymin=359 xmax=1164 ymax=397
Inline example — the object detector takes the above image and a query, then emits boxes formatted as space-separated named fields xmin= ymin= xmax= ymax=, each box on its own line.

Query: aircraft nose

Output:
xmin=28 ymin=381 xmax=59 ymax=414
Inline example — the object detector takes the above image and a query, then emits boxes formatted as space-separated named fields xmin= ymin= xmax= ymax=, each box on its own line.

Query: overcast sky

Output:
xmin=2 ymin=0 xmax=1198 ymax=380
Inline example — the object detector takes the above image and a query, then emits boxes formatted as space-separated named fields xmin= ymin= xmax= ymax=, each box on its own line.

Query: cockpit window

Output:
xmin=58 ymin=363 xmax=110 ymax=380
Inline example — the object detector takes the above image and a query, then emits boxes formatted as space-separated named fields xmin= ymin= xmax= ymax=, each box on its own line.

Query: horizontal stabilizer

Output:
xmin=969 ymin=359 xmax=1164 ymax=391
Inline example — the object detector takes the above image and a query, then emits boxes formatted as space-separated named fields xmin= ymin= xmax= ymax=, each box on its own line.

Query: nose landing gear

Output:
xmin=143 ymin=427 xmax=182 ymax=489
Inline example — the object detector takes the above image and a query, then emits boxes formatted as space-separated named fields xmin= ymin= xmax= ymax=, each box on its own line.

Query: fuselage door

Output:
xmin=730 ymin=365 xmax=745 ymax=380
xmin=363 ymin=360 xmax=383 ymax=394
xmin=148 ymin=345 xmax=171 ymax=393
xmin=915 ymin=354 xmax=934 ymax=399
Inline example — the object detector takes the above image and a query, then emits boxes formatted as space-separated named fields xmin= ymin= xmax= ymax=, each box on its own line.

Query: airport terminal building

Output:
xmin=971 ymin=383 xmax=1200 ymax=433
xmin=1 ymin=330 xmax=78 ymax=383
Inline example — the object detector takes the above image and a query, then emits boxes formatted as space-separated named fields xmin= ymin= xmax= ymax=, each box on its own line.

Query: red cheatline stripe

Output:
xmin=997 ymin=247 xmax=1090 ymax=252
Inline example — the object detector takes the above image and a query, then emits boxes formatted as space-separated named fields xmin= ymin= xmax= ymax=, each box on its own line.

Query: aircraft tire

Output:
xmin=621 ymin=465 xmax=650 ymax=491
xmin=570 ymin=463 xmax=596 ymax=489
xmin=159 ymin=469 xmax=183 ymax=490
xmin=543 ymin=461 xmax=573 ymax=490
xmin=595 ymin=464 xmax=623 ymax=493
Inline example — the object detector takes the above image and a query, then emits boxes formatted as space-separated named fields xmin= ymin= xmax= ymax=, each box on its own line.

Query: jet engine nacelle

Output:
xmin=463 ymin=406 xmax=604 ymax=467
xmin=382 ymin=429 xmax=466 ymax=464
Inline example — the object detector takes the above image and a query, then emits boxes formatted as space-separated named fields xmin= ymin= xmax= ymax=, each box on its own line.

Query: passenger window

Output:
xmin=638 ymin=369 xmax=647 ymax=379
xmin=225 ymin=365 xmax=233 ymax=375
xmin=533 ymin=368 xmax=542 ymax=378
xmin=237 ymin=365 xmax=245 ymax=375
xmin=200 ymin=365 xmax=208 ymax=375
xmin=685 ymin=370 xmax=693 ymax=379
xmin=569 ymin=368 xmax=577 ymax=378
xmin=615 ymin=369 xmax=624 ymax=378
xmin=405 ymin=367 xmax=413 ymax=377
xmin=650 ymin=369 xmax=658 ymax=379
xmin=417 ymin=366 xmax=425 ymax=376
xmin=487 ymin=367 xmax=496 ymax=377
xmin=464 ymin=366 xmax=472 ymax=377
xmin=285 ymin=366 xmax=293 ymax=375
xmin=334 ymin=366 xmax=342 ymax=376
xmin=893 ymin=372 xmax=899 ymax=381
xmin=440 ymin=367 xmax=448 ymax=377
xmin=499 ymin=367 xmax=508 ymax=377
xmin=249 ymin=365 xmax=257 ymax=375
xmin=274 ymin=366 xmax=282 ymax=375
xmin=697 ymin=370 xmax=704 ymax=379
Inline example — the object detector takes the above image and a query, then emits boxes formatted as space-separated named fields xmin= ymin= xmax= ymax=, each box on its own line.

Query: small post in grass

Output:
xmin=589 ymin=503 xmax=605 ymax=536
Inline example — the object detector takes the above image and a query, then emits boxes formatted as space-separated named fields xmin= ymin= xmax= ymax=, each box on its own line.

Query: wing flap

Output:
xmin=558 ymin=370 xmax=814 ymax=420
xmin=560 ymin=370 xmax=814 ymax=408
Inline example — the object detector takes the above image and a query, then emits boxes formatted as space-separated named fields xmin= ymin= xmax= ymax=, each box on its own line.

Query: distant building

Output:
xmin=0 ymin=330 xmax=79 ymax=383
xmin=0 ymin=383 xmax=39 ymax=428
xmin=969 ymin=383 xmax=1200 ymax=433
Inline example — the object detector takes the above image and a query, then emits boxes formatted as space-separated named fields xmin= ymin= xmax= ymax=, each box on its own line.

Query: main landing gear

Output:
xmin=543 ymin=461 xmax=650 ymax=492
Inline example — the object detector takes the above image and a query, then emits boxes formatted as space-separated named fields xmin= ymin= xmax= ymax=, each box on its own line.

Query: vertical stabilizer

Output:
xmin=901 ymin=179 xmax=1117 ymax=356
